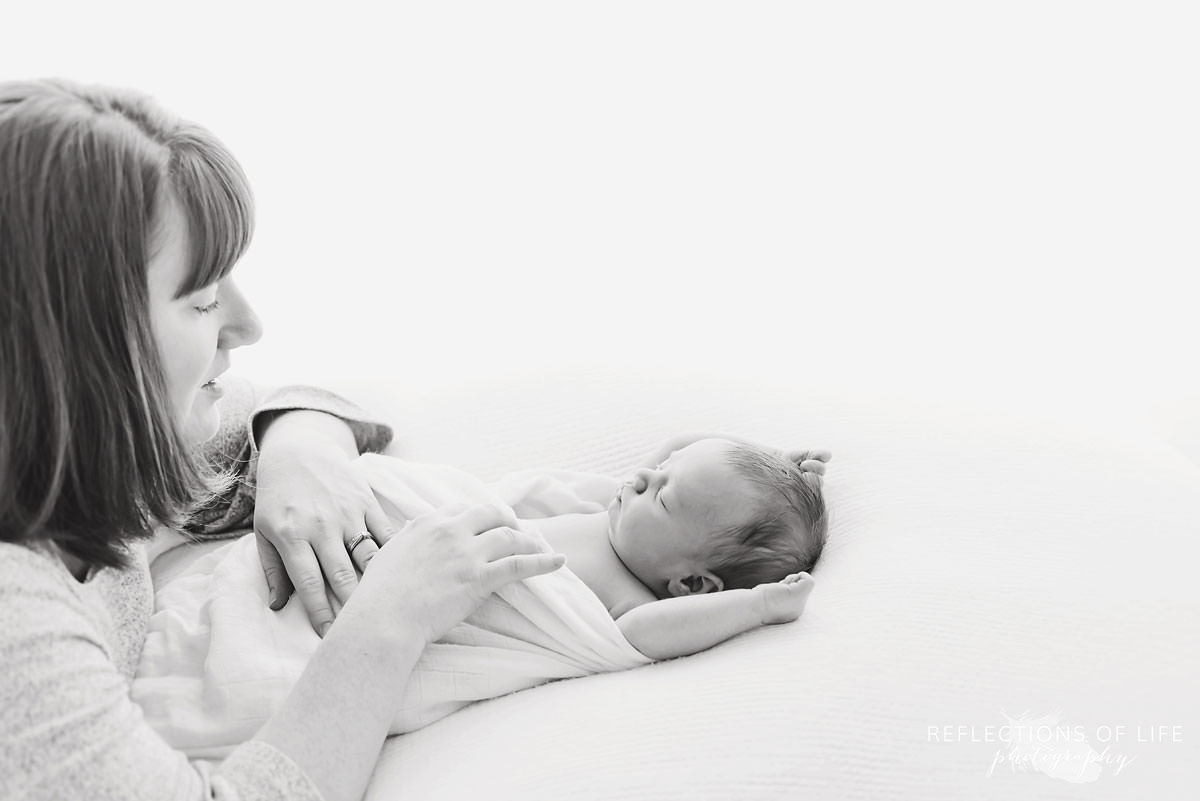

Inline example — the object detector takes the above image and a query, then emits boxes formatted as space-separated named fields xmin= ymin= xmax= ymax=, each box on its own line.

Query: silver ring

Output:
xmin=346 ymin=531 xmax=375 ymax=552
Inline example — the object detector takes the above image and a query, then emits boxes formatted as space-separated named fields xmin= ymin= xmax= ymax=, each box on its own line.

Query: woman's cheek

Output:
xmin=155 ymin=312 xmax=212 ymax=429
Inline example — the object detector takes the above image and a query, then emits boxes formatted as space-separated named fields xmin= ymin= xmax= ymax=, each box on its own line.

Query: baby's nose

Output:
xmin=631 ymin=472 xmax=650 ymax=493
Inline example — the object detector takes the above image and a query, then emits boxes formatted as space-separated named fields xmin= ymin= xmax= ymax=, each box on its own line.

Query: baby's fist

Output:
xmin=783 ymin=449 xmax=831 ymax=476
xmin=756 ymin=572 xmax=815 ymax=625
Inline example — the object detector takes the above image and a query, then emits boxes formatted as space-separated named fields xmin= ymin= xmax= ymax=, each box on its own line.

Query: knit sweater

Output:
xmin=0 ymin=378 xmax=393 ymax=801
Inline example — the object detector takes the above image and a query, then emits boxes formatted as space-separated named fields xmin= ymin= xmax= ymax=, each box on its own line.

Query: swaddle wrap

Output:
xmin=133 ymin=455 xmax=651 ymax=759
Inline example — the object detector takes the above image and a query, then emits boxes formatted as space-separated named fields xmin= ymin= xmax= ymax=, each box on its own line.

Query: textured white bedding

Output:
xmin=326 ymin=367 xmax=1199 ymax=801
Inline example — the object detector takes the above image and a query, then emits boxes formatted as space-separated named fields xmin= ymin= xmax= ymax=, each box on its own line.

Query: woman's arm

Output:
xmin=0 ymin=506 xmax=564 ymax=801
xmin=186 ymin=377 xmax=397 ymax=634
xmin=0 ymin=545 xmax=324 ymax=801
xmin=257 ymin=504 xmax=565 ymax=801
xmin=616 ymin=573 xmax=815 ymax=661
xmin=251 ymin=609 xmax=422 ymax=801
xmin=187 ymin=377 xmax=393 ymax=538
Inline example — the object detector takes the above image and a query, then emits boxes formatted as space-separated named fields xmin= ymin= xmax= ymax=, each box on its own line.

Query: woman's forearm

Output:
xmin=256 ymin=409 xmax=359 ymax=456
xmin=617 ymin=589 xmax=764 ymax=661
xmin=254 ymin=612 xmax=422 ymax=801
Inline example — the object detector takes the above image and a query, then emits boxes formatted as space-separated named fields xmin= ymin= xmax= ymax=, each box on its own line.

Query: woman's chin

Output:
xmin=183 ymin=404 xmax=221 ymax=444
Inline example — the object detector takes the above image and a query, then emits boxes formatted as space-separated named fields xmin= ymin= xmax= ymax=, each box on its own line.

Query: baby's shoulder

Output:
xmin=596 ymin=567 xmax=657 ymax=619
xmin=607 ymin=589 xmax=656 ymax=619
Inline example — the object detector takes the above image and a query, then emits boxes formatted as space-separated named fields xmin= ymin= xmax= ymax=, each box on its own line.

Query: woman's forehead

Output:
xmin=145 ymin=200 xmax=193 ymax=300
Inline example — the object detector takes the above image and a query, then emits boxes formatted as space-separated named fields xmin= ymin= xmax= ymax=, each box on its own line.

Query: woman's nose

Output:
xmin=217 ymin=279 xmax=263 ymax=350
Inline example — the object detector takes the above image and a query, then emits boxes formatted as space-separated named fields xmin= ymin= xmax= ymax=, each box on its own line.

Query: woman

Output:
xmin=0 ymin=79 xmax=565 ymax=801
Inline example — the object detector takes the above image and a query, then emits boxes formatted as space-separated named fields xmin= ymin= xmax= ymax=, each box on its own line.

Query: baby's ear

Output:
xmin=667 ymin=572 xmax=724 ymax=597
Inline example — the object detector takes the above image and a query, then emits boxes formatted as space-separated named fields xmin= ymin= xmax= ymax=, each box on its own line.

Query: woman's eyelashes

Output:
xmin=190 ymin=282 xmax=223 ymax=315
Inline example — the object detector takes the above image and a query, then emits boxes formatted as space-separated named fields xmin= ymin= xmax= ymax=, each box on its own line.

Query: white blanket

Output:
xmin=330 ymin=370 xmax=1200 ymax=801
xmin=133 ymin=455 xmax=650 ymax=759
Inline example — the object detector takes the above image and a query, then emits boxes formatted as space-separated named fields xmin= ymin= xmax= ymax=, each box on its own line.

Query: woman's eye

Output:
xmin=194 ymin=300 xmax=221 ymax=315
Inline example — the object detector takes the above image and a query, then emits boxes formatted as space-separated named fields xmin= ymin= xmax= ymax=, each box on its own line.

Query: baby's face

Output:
xmin=606 ymin=438 xmax=761 ymax=598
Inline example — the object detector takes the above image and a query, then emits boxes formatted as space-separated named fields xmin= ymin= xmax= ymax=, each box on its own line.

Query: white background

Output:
xmin=3 ymin=1 xmax=1196 ymax=434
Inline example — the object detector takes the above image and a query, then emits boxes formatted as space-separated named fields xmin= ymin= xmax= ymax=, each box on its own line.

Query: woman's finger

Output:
xmin=363 ymin=501 xmax=397 ymax=547
xmin=447 ymin=503 xmax=519 ymax=536
xmin=348 ymin=534 xmax=381 ymax=573
xmin=314 ymin=531 xmax=360 ymax=606
xmin=473 ymin=525 xmax=545 ymax=562
xmin=480 ymin=552 xmax=567 ymax=595
xmin=277 ymin=542 xmax=337 ymax=637
xmin=255 ymin=531 xmax=294 ymax=611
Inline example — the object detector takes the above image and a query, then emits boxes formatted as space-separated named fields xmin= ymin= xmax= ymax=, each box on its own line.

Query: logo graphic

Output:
xmin=989 ymin=711 xmax=1103 ymax=783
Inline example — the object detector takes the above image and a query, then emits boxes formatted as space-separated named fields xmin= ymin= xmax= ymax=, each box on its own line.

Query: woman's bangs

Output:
xmin=169 ymin=129 xmax=254 ymax=295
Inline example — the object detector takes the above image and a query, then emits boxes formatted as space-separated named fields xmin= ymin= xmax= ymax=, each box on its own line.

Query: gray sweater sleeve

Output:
xmin=188 ymin=377 xmax=394 ymax=537
xmin=0 ymin=544 xmax=324 ymax=801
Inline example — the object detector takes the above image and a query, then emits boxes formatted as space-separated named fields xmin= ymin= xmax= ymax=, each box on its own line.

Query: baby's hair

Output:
xmin=704 ymin=444 xmax=828 ymax=590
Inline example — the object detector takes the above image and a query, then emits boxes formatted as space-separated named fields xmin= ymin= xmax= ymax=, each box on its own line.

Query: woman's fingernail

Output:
xmin=319 ymin=622 xmax=332 ymax=637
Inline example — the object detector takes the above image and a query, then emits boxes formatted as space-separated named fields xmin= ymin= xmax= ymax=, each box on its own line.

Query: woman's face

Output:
xmin=146 ymin=197 xmax=262 ymax=443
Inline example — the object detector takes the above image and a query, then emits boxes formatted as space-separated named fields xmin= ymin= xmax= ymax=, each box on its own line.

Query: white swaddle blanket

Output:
xmin=133 ymin=455 xmax=651 ymax=759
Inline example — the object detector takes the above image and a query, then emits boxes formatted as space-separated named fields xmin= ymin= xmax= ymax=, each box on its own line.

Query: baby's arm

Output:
xmin=616 ymin=573 xmax=814 ymax=661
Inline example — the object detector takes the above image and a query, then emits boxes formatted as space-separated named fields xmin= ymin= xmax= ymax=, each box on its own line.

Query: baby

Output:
xmin=525 ymin=435 xmax=828 ymax=660
xmin=134 ymin=434 xmax=830 ymax=752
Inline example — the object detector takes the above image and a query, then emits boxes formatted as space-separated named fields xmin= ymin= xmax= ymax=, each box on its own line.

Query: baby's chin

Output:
xmin=605 ymin=496 xmax=621 ymax=541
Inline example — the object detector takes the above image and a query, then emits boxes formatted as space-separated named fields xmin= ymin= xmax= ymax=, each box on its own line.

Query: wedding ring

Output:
xmin=346 ymin=531 xmax=375 ymax=552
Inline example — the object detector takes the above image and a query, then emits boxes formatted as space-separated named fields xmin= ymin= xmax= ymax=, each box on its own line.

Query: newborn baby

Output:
xmin=134 ymin=434 xmax=830 ymax=753
xmin=517 ymin=436 xmax=828 ymax=660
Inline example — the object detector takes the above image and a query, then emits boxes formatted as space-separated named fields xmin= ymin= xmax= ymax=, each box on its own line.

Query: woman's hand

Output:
xmin=254 ymin=411 xmax=394 ymax=635
xmin=341 ymin=503 xmax=566 ymax=646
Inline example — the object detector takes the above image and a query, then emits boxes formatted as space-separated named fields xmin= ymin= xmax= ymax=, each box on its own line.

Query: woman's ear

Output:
xmin=666 ymin=571 xmax=725 ymax=597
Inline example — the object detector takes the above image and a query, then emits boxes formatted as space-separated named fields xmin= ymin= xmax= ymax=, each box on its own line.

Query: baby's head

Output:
xmin=606 ymin=438 xmax=828 ymax=599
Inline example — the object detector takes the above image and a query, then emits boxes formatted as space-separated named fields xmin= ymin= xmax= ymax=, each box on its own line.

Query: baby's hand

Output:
xmin=783 ymin=449 xmax=831 ymax=476
xmin=756 ymin=572 xmax=815 ymax=625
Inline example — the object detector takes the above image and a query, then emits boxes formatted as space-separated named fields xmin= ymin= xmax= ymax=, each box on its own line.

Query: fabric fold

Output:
xmin=133 ymin=455 xmax=649 ymax=759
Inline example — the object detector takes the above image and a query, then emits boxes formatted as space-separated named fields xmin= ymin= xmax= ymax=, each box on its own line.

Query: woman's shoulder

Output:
xmin=1 ymin=539 xmax=150 ymax=671
xmin=0 ymin=541 xmax=106 ymax=641
xmin=0 ymin=540 xmax=74 ymax=593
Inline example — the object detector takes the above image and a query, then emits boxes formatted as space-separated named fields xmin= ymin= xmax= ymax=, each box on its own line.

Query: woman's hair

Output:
xmin=0 ymin=79 xmax=254 ymax=569
xmin=705 ymin=444 xmax=829 ymax=590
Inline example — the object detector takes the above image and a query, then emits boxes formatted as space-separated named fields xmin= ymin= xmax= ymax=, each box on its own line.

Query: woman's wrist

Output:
xmin=326 ymin=601 xmax=426 ymax=670
xmin=258 ymin=601 xmax=423 ymax=801
xmin=256 ymin=409 xmax=358 ymax=456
